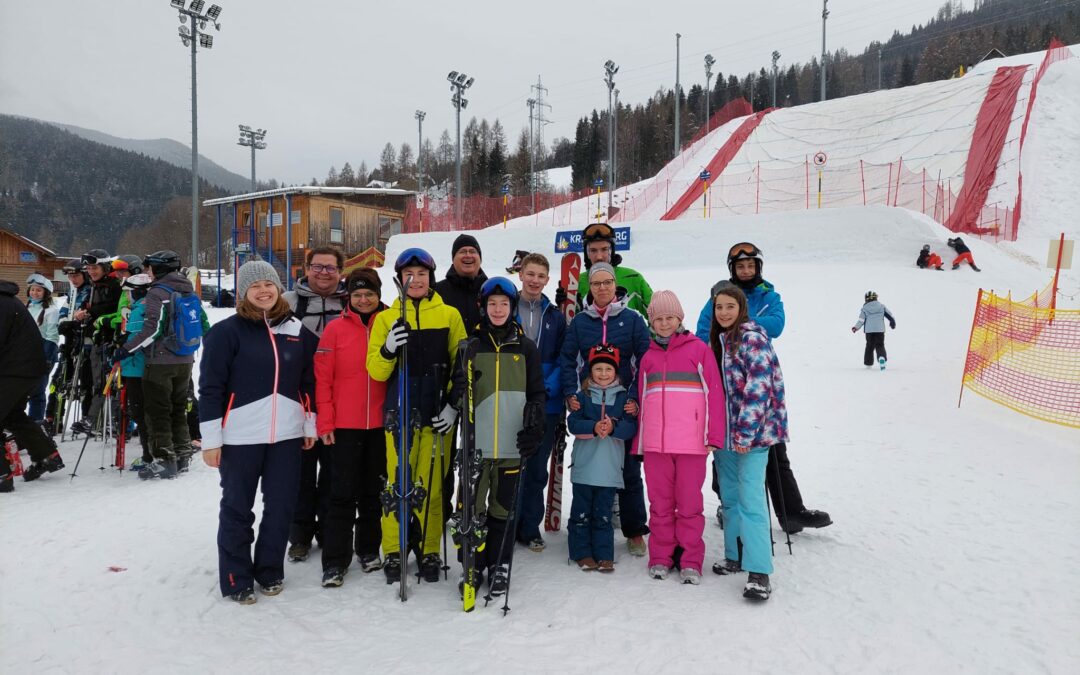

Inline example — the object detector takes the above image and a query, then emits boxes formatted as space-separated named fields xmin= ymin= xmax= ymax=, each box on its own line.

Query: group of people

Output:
xmin=916 ymin=236 xmax=980 ymax=272
xmin=1 ymin=248 xmax=208 ymax=492
xmin=201 ymin=225 xmax=834 ymax=607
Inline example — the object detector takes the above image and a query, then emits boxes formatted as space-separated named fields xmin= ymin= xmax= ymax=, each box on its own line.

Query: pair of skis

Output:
xmin=544 ymin=252 xmax=580 ymax=532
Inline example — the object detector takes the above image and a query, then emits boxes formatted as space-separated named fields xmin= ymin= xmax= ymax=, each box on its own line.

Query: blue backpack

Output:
xmin=153 ymin=284 xmax=203 ymax=355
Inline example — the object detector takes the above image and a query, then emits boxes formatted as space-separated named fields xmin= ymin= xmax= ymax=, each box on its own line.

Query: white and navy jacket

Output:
xmin=198 ymin=312 xmax=319 ymax=449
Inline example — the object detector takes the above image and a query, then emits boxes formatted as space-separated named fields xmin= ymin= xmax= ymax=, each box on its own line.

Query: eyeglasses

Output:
xmin=589 ymin=278 xmax=615 ymax=288
xmin=308 ymin=264 xmax=339 ymax=274
xmin=727 ymin=242 xmax=761 ymax=260
xmin=583 ymin=222 xmax=615 ymax=242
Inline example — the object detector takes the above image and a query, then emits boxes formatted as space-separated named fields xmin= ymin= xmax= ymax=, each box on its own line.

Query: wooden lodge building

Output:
xmin=0 ymin=228 xmax=73 ymax=298
xmin=203 ymin=186 xmax=413 ymax=288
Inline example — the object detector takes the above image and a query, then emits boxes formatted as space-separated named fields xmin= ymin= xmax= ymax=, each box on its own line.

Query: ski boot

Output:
xmin=383 ymin=552 xmax=402 ymax=584
xmin=712 ymin=558 xmax=742 ymax=576
xmin=879 ymin=356 xmax=886 ymax=371
xmin=70 ymin=418 xmax=95 ymax=436
xmin=228 ymin=589 xmax=256 ymax=605
xmin=23 ymin=452 xmax=65 ymax=482
xmin=419 ymin=553 xmax=442 ymax=583
xmin=743 ymin=573 xmax=771 ymax=601
xmin=357 ymin=553 xmax=383 ymax=573
xmin=458 ymin=568 xmax=485 ymax=599
xmin=487 ymin=565 xmax=509 ymax=598
xmin=175 ymin=445 xmax=194 ymax=473
xmin=793 ymin=508 xmax=833 ymax=530
xmin=137 ymin=457 xmax=177 ymax=481
xmin=259 ymin=579 xmax=284 ymax=596
xmin=680 ymin=568 xmax=702 ymax=585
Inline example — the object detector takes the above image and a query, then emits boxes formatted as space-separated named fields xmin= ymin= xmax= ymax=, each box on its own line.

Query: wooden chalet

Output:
xmin=0 ymin=228 xmax=72 ymax=298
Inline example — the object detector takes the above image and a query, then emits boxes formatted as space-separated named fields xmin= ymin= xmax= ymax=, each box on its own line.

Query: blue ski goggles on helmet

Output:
xmin=394 ymin=247 xmax=436 ymax=274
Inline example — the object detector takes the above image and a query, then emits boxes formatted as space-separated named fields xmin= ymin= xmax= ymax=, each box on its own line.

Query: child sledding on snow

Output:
xmin=916 ymin=245 xmax=944 ymax=270
xmin=852 ymin=291 xmax=896 ymax=370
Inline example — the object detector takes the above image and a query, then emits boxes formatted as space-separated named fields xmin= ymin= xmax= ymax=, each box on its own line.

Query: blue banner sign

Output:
xmin=554 ymin=226 xmax=631 ymax=253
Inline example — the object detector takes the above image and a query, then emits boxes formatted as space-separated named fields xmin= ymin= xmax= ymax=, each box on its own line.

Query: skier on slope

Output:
xmin=852 ymin=291 xmax=896 ymax=369
xmin=367 ymin=248 xmax=467 ymax=586
xmin=946 ymin=237 xmax=981 ymax=271
xmin=694 ymin=242 xmax=831 ymax=535
xmin=449 ymin=276 xmax=545 ymax=598
xmin=916 ymin=245 xmax=944 ymax=270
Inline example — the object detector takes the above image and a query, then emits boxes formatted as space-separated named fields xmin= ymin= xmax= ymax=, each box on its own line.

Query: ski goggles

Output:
xmin=26 ymin=273 xmax=53 ymax=292
xmin=394 ymin=247 xmax=436 ymax=274
xmin=479 ymin=276 xmax=518 ymax=302
xmin=582 ymin=222 xmax=615 ymax=242
xmin=62 ymin=264 xmax=85 ymax=275
xmin=727 ymin=242 xmax=762 ymax=262
xmin=81 ymin=253 xmax=112 ymax=266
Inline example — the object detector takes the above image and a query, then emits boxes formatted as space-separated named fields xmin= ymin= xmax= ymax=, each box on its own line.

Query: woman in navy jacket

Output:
xmin=200 ymin=261 xmax=319 ymax=605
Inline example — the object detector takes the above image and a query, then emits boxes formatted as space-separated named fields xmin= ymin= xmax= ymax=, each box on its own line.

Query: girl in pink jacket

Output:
xmin=636 ymin=291 xmax=726 ymax=583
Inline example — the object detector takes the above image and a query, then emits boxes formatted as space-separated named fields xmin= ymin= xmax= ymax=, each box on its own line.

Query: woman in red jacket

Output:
xmin=315 ymin=267 xmax=389 ymax=588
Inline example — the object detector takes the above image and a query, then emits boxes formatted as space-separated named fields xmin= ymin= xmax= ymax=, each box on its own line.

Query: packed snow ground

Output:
xmin=3 ymin=206 xmax=1077 ymax=673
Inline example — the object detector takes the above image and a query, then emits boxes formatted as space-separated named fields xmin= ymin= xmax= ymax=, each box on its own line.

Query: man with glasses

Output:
xmin=694 ymin=242 xmax=832 ymax=536
xmin=572 ymin=221 xmax=653 ymax=320
xmin=560 ymin=262 xmax=651 ymax=556
xmin=283 ymin=246 xmax=348 ymax=563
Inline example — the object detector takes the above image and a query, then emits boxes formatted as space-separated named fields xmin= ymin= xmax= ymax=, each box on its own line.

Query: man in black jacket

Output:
xmin=434 ymin=234 xmax=487 ymax=335
xmin=1 ymin=280 xmax=65 ymax=491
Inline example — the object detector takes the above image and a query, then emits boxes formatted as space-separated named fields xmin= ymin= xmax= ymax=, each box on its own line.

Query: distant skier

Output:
xmin=916 ymin=245 xmax=944 ymax=271
xmin=946 ymin=237 xmax=981 ymax=271
xmin=852 ymin=291 xmax=896 ymax=369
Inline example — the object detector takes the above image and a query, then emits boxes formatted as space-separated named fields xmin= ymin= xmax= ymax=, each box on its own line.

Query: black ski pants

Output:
xmin=458 ymin=458 xmax=522 ymax=572
xmin=1 ymin=376 xmax=58 ymax=475
xmin=321 ymin=428 xmax=387 ymax=571
xmin=142 ymin=362 xmax=193 ymax=459
xmin=123 ymin=377 xmax=150 ymax=461
xmin=290 ymin=438 xmax=332 ymax=547
xmin=864 ymin=332 xmax=887 ymax=366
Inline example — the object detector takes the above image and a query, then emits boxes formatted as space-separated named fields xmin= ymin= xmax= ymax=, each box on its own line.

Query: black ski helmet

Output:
xmin=143 ymin=250 xmax=182 ymax=276
xmin=727 ymin=242 xmax=764 ymax=278
xmin=116 ymin=254 xmax=144 ymax=275
xmin=865 ymin=290 xmax=878 ymax=302
xmin=82 ymin=249 xmax=113 ymax=271
xmin=581 ymin=221 xmax=621 ymax=269
xmin=478 ymin=276 xmax=519 ymax=321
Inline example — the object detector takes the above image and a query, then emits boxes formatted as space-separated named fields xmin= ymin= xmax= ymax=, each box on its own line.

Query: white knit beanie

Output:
xmin=237 ymin=260 xmax=283 ymax=299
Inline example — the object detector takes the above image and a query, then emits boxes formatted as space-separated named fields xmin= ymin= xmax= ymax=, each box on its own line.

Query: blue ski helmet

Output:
xmin=394 ymin=247 xmax=436 ymax=276
xmin=478 ymin=276 xmax=519 ymax=320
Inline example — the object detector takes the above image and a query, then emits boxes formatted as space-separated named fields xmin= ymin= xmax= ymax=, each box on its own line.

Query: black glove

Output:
xmin=517 ymin=426 xmax=543 ymax=458
xmin=554 ymin=284 xmax=567 ymax=307
xmin=889 ymin=319 xmax=897 ymax=330
xmin=110 ymin=347 xmax=130 ymax=367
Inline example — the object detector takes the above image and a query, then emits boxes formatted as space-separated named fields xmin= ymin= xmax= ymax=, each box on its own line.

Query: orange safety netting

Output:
xmin=961 ymin=286 xmax=1080 ymax=428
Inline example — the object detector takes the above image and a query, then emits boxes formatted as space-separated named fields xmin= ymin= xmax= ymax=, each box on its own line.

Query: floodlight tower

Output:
xmin=771 ymin=51 xmax=781 ymax=108
xmin=704 ymin=54 xmax=715 ymax=133
xmin=171 ymin=0 xmax=223 ymax=267
xmin=448 ymin=71 xmax=474 ymax=227
xmin=237 ymin=125 xmax=267 ymax=192
xmin=821 ymin=0 xmax=829 ymax=101
xmin=415 ymin=110 xmax=426 ymax=192
xmin=603 ymin=60 xmax=618 ymax=210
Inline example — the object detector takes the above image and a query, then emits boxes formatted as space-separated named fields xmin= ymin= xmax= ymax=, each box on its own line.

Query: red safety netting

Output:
xmin=403 ymin=186 xmax=596 ymax=233
xmin=681 ymin=99 xmax=754 ymax=150
xmin=1012 ymin=39 xmax=1077 ymax=231
xmin=961 ymin=284 xmax=1080 ymax=428
xmin=945 ymin=65 xmax=1028 ymax=235
xmin=661 ymin=110 xmax=772 ymax=221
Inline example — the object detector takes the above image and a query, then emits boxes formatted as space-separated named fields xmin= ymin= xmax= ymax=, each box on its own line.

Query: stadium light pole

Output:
xmin=526 ymin=98 xmax=536 ymax=212
xmin=821 ymin=0 xmax=829 ymax=102
xmin=674 ymin=33 xmax=681 ymax=157
xmin=171 ymin=0 xmax=223 ymax=268
xmin=415 ymin=110 xmax=426 ymax=192
xmin=603 ymin=60 xmax=618 ymax=212
xmin=704 ymin=54 xmax=715 ymax=133
xmin=878 ymin=48 xmax=883 ymax=90
xmin=237 ymin=125 xmax=266 ymax=193
xmin=448 ymin=71 xmax=473 ymax=227
xmin=771 ymin=51 xmax=781 ymax=108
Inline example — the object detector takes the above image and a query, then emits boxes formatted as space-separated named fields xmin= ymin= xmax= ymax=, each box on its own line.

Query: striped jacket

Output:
xmin=715 ymin=321 xmax=789 ymax=450
xmin=635 ymin=331 xmax=726 ymax=456
xmin=198 ymin=313 xmax=319 ymax=449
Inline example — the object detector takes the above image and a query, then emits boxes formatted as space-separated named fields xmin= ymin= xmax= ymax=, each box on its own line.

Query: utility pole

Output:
xmin=674 ymin=33 xmax=681 ymax=157
xmin=414 ymin=110 xmax=426 ymax=192
xmin=821 ymin=0 xmax=829 ymax=102
xmin=771 ymin=51 xmax=781 ymax=108
xmin=526 ymin=98 xmax=536 ymax=212
xmin=878 ymin=48 xmax=883 ymax=90
xmin=704 ymin=54 xmax=715 ymax=133
xmin=530 ymin=76 xmax=551 ymax=211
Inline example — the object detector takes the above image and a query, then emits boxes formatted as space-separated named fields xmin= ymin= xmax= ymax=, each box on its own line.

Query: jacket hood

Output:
xmin=0 ymin=280 xmax=17 ymax=296
xmin=294 ymin=277 xmax=347 ymax=300
xmin=581 ymin=296 xmax=629 ymax=320
xmin=587 ymin=381 xmax=626 ymax=401
xmin=155 ymin=271 xmax=194 ymax=294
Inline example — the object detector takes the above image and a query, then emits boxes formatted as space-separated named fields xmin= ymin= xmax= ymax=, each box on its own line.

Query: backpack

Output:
xmin=153 ymin=284 xmax=203 ymax=355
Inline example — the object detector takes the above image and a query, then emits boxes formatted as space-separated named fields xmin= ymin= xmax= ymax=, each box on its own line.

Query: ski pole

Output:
xmin=416 ymin=428 xmax=441 ymax=584
xmin=500 ymin=461 xmax=528 ymax=616
xmin=485 ymin=459 xmax=526 ymax=607
xmin=438 ymin=432 xmax=450 ymax=580
xmin=771 ymin=444 xmax=794 ymax=555
xmin=765 ymin=481 xmax=775 ymax=557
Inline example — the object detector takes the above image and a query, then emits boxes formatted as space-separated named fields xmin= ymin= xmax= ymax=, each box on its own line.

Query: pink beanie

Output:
xmin=648 ymin=290 xmax=684 ymax=322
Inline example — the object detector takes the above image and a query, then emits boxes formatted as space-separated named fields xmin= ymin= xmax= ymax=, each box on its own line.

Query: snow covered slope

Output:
xmin=4 ymin=206 xmax=1077 ymax=673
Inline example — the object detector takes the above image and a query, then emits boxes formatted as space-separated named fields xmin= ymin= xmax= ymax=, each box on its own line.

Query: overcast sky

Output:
xmin=1 ymin=0 xmax=952 ymax=186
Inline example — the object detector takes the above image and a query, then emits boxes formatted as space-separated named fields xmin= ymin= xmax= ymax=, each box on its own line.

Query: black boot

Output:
xmin=487 ymin=565 xmax=509 ymax=597
xmin=383 ymin=552 xmax=402 ymax=584
xmin=23 ymin=452 xmax=65 ymax=482
xmin=0 ymin=473 xmax=13 ymax=493
xmin=794 ymin=509 xmax=833 ymax=529
xmin=419 ymin=554 xmax=442 ymax=582
xmin=743 ymin=572 xmax=771 ymax=600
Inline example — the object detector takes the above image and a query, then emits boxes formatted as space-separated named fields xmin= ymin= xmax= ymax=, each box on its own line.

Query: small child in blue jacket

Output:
xmin=566 ymin=344 xmax=638 ymax=572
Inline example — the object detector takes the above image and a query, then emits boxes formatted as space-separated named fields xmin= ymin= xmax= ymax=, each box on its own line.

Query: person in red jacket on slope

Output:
xmin=315 ymin=267 xmax=390 ymax=588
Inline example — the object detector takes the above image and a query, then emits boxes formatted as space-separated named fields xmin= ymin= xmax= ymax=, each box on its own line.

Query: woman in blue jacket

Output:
xmin=199 ymin=261 xmax=319 ymax=605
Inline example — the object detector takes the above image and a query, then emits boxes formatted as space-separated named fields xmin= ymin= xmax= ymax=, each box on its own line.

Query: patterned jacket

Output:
xmin=715 ymin=321 xmax=789 ymax=450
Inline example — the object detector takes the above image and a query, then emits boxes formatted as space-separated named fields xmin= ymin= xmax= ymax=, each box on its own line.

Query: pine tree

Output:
xmin=339 ymin=162 xmax=356 ymax=187
xmin=379 ymin=143 xmax=397 ymax=183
